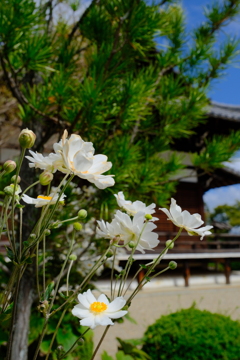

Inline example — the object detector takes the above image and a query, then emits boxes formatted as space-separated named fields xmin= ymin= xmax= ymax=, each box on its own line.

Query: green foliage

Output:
xmin=141 ymin=307 xmax=240 ymax=360
xmin=209 ymin=200 xmax=240 ymax=227
xmin=29 ymin=308 xmax=93 ymax=360
xmin=1 ymin=0 xmax=240 ymax=207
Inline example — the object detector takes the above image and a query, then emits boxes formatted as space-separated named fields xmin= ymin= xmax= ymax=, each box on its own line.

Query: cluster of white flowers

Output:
xmin=25 ymin=130 xmax=114 ymax=189
xmin=20 ymin=129 xmax=213 ymax=331
xmin=96 ymin=192 xmax=159 ymax=253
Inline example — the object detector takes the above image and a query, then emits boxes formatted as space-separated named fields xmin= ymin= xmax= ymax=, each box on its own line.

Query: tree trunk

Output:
xmin=10 ymin=121 xmax=56 ymax=360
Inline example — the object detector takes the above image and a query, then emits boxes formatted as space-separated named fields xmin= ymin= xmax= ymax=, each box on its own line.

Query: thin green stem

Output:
xmin=19 ymin=208 xmax=23 ymax=258
xmin=45 ymin=308 xmax=67 ymax=360
xmin=90 ymin=326 xmax=110 ymax=360
xmin=110 ymin=247 xmax=117 ymax=300
xmin=66 ymin=260 xmax=74 ymax=296
xmin=32 ymin=320 xmax=49 ymax=360
xmin=43 ymin=235 xmax=46 ymax=292
xmin=126 ymin=228 xmax=183 ymax=305
xmin=50 ymin=246 xmax=111 ymax=316
xmin=5 ymin=266 xmax=22 ymax=360
xmin=19 ymin=180 xmax=40 ymax=200
xmin=11 ymin=148 xmax=26 ymax=259
xmin=36 ymin=243 xmax=40 ymax=300
xmin=59 ymin=328 xmax=90 ymax=359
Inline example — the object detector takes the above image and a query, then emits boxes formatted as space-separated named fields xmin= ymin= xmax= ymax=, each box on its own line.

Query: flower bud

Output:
xmin=78 ymin=209 xmax=87 ymax=219
xmin=169 ymin=261 xmax=177 ymax=270
xmin=145 ymin=214 xmax=153 ymax=220
xmin=49 ymin=220 xmax=62 ymax=229
xmin=73 ymin=222 xmax=82 ymax=231
xmin=56 ymin=345 xmax=65 ymax=358
xmin=166 ymin=239 xmax=174 ymax=249
xmin=30 ymin=233 xmax=36 ymax=240
xmin=128 ymin=241 xmax=135 ymax=249
xmin=19 ymin=128 xmax=36 ymax=149
xmin=4 ymin=185 xmax=14 ymax=196
xmin=106 ymin=249 xmax=114 ymax=258
xmin=11 ymin=175 xmax=21 ymax=184
xmin=69 ymin=254 xmax=77 ymax=261
xmin=39 ymin=171 xmax=53 ymax=186
xmin=44 ymin=229 xmax=51 ymax=236
xmin=3 ymin=160 xmax=16 ymax=174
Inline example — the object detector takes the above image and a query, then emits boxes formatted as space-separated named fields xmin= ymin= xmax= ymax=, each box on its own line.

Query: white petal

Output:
xmin=97 ymin=294 xmax=109 ymax=304
xmin=72 ymin=306 xmax=90 ymax=318
xmin=80 ymin=315 xmax=96 ymax=329
xmin=107 ymin=297 xmax=126 ymax=312
xmin=106 ymin=310 xmax=128 ymax=319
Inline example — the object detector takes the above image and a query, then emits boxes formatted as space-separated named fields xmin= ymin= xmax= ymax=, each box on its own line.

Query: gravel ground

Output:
xmin=92 ymin=282 xmax=240 ymax=359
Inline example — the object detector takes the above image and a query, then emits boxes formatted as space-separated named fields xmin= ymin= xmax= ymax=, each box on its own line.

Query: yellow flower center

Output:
xmin=37 ymin=195 xmax=52 ymax=200
xmin=90 ymin=302 xmax=108 ymax=313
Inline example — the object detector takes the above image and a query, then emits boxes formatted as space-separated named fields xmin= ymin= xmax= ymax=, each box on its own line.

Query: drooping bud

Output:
xmin=3 ymin=160 xmax=16 ymax=174
xmin=44 ymin=229 xmax=51 ymax=236
xmin=19 ymin=128 xmax=36 ymax=149
xmin=69 ymin=254 xmax=77 ymax=261
xmin=39 ymin=171 xmax=53 ymax=186
xmin=73 ymin=222 xmax=82 ymax=231
xmin=166 ymin=239 xmax=174 ymax=249
xmin=78 ymin=209 xmax=87 ymax=219
xmin=169 ymin=261 xmax=177 ymax=270
xmin=11 ymin=175 xmax=21 ymax=184
xmin=49 ymin=220 xmax=62 ymax=229
xmin=145 ymin=214 xmax=153 ymax=220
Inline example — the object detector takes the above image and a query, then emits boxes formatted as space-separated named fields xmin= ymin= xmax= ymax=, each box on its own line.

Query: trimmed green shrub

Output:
xmin=142 ymin=307 xmax=240 ymax=360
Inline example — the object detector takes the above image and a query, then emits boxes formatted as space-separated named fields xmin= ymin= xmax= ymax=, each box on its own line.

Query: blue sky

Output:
xmin=182 ymin=0 xmax=240 ymax=105
xmin=180 ymin=1 xmax=240 ymax=212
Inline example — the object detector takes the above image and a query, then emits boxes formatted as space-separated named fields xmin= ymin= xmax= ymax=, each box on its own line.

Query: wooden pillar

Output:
xmin=224 ymin=259 xmax=231 ymax=285
xmin=183 ymin=261 xmax=190 ymax=287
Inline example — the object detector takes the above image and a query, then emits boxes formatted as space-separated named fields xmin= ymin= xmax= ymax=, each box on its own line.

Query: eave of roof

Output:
xmin=207 ymin=101 xmax=240 ymax=122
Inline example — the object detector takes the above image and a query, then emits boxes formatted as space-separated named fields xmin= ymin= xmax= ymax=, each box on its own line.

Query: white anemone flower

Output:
xmin=22 ymin=193 xmax=66 ymax=207
xmin=159 ymin=198 xmax=213 ymax=240
xmin=25 ymin=151 xmax=62 ymax=173
xmin=53 ymin=130 xmax=114 ymax=189
xmin=97 ymin=211 xmax=159 ymax=253
xmin=114 ymin=191 xmax=158 ymax=220
xmin=72 ymin=289 xmax=127 ymax=329
xmin=114 ymin=210 xmax=159 ymax=253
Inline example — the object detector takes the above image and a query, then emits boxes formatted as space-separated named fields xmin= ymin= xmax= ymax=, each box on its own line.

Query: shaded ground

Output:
xmin=92 ymin=279 xmax=240 ymax=359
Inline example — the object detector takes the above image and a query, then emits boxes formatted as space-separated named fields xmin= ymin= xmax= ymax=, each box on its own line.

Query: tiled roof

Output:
xmin=207 ymin=101 xmax=240 ymax=122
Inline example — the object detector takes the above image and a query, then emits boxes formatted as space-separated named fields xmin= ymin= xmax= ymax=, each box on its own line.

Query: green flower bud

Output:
xmin=44 ymin=229 xmax=51 ymax=236
xmin=39 ymin=171 xmax=53 ymax=186
xmin=49 ymin=220 xmax=62 ymax=229
xmin=73 ymin=222 xmax=82 ymax=231
xmin=19 ymin=128 xmax=36 ymax=149
xmin=145 ymin=214 xmax=153 ymax=220
xmin=78 ymin=209 xmax=87 ymax=219
xmin=169 ymin=261 xmax=177 ymax=270
xmin=29 ymin=234 xmax=36 ymax=240
xmin=3 ymin=160 xmax=16 ymax=174
xmin=106 ymin=249 xmax=114 ymax=258
xmin=69 ymin=254 xmax=77 ymax=261
xmin=4 ymin=185 xmax=14 ymax=196
xmin=128 ymin=241 xmax=135 ymax=249
xmin=11 ymin=175 xmax=21 ymax=184
xmin=166 ymin=239 xmax=174 ymax=249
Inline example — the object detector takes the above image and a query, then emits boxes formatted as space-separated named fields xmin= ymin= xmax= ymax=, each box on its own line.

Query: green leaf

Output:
xmin=43 ymin=281 xmax=55 ymax=301
xmin=101 ymin=351 xmax=114 ymax=360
